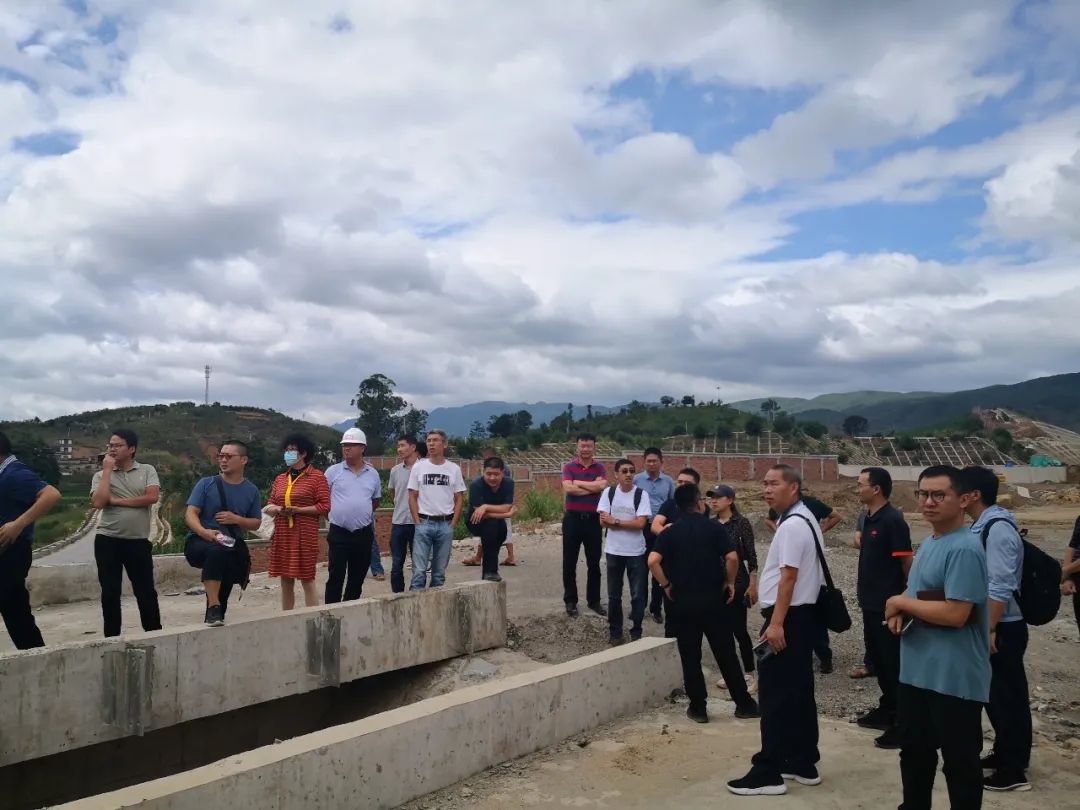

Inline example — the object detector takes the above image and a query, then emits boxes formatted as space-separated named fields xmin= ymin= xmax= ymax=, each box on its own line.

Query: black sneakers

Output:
xmin=874 ymin=727 xmax=902 ymax=750
xmin=565 ymin=603 xmax=579 ymax=618
xmin=587 ymin=602 xmax=608 ymax=617
xmin=984 ymin=771 xmax=1031 ymax=792
xmin=650 ymin=611 xmax=663 ymax=624
xmin=734 ymin=700 xmax=761 ymax=719
xmin=482 ymin=573 xmax=502 ymax=582
xmin=727 ymin=771 xmax=787 ymax=796
xmin=686 ymin=705 xmax=709 ymax=724
xmin=856 ymin=708 xmax=893 ymax=731
xmin=781 ymin=765 xmax=822 ymax=786
xmin=205 ymin=604 xmax=224 ymax=627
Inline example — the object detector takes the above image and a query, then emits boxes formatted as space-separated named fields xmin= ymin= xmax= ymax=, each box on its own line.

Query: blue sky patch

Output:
xmin=12 ymin=130 xmax=81 ymax=157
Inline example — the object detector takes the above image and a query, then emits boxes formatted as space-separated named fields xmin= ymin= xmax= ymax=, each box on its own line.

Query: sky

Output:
xmin=2 ymin=0 xmax=1080 ymax=426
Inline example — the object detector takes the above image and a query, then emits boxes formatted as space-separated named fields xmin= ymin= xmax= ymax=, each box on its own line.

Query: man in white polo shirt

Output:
xmin=323 ymin=428 xmax=383 ymax=603
xmin=728 ymin=464 xmax=825 ymax=797
xmin=598 ymin=458 xmax=653 ymax=645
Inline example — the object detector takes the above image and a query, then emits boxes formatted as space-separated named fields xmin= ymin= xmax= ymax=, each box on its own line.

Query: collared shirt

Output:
xmin=389 ymin=462 xmax=415 ymax=525
xmin=562 ymin=458 xmax=607 ymax=512
xmin=633 ymin=471 xmax=675 ymax=517
xmin=92 ymin=460 xmax=159 ymax=539
xmin=654 ymin=512 xmax=737 ymax=612
xmin=0 ymin=458 xmax=47 ymax=545
xmin=857 ymin=502 xmax=913 ymax=612
xmin=325 ymin=461 xmax=382 ymax=531
xmin=186 ymin=476 xmax=262 ymax=537
xmin=758 ymin=500 xmax=824 ymax=608
xmin=970 ymin=505 xmax=1024 ymax=623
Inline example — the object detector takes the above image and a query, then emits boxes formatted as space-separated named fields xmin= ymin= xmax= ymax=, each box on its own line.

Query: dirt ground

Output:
xmin=9 ymin=486 xmax=1080 ymax=808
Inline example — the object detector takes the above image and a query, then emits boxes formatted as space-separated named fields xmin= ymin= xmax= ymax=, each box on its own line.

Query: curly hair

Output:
xmin=280 ymin=432 xmax=317 ymax=464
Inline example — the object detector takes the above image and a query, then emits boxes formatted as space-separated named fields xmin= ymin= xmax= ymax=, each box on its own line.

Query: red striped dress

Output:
xmin=268 ymin=466 xmax=331 ymax=581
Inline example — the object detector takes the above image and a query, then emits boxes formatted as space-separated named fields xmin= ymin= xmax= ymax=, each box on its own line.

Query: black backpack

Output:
xmin=606 ymin=485 xmax=644 ymax=515
xmin=980 ymin=517 xmax=1061 ymax=626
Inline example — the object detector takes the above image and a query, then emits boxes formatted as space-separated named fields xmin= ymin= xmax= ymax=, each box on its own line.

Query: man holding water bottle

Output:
xmin=184 ymin=440 xmax=264 ymax=626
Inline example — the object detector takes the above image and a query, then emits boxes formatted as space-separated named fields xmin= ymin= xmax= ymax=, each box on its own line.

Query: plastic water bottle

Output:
xmin=215 ymin=532 xmax=236 ymax=548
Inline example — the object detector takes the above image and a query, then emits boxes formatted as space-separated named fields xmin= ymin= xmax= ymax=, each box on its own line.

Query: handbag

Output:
xmin=784 ymin=513 xmax=852 ymax=633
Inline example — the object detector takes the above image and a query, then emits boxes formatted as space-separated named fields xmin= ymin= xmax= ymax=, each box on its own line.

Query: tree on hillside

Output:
xmin=350 ymin=374 xmax=427 ymax=455
xmin=469 ymin=421 xmax=487 ymax=440
xmin=660 ymin=396 xmax=675 ymax=408
xmin=586 ymin=405 xmax=593 ymax=421
xmin=487 ymin=413 xmax=517 ymax=439
xmin=760 ymin=398 xmax=780 ymax=421
xmin=681 ymin=395 xmax=696 ymax=407
xmin=772 ymin=412 xmax=795 ymax=435
xmin=9 ymin=436 xmax=60 ymax=486
xmin=801 ymin=420 xmax=829 ymax=439
xmin=513 ymin=409 xmax=533 ymax=435
xmin=745 ymin=414 xmax=765 ymax=436
xmin=842 ymin=414 xmax=869 ymax=437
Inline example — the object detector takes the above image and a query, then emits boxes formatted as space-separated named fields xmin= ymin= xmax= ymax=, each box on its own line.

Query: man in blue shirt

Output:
xmin=184 ymin=439 xmax=264 ymax=626
xmin=885 ymin=465 xmax=989 ymax=810
xmin=466 ymin=456 xmax=516 ymax=582
xmin=324 ymin=428 xmax=383 ymax=603
xmin=0 ymin=431 xmax=62 ymax=649
xmin=961 ymin=466 xmax=1031 ymax=792
xmin=633 ymin=447 xmax=674 ymax=624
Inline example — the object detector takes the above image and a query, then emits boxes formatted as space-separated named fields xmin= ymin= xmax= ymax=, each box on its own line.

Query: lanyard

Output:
xmin=284 ymin=467 xmax=308 ymax=528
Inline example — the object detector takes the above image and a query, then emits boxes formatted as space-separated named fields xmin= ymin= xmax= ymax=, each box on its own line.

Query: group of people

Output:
xmin=555 ymin=432 xmax=1075 ymax=807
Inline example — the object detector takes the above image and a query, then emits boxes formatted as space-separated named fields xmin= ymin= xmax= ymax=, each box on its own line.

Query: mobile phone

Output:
xmin=900 ymin=617 xmax=915 ymax=635
xmin=753 ymin=638 xmax=774 ymax=662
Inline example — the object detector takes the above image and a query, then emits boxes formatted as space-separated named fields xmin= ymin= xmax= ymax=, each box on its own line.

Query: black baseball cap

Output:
xmin=705 ymin=484 xmax=736 ymax=499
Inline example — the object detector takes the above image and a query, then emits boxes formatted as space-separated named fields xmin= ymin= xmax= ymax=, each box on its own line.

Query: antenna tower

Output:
xmin=204 ymin=365 xmax=212 ymax=406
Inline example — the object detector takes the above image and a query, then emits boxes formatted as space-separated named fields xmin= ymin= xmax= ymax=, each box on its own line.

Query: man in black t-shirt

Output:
xmin=649 ymin=468 xmax=706 ymax=628
xmin=852 ymin=467 xmax=912 ymax=748
xmin=466 ymin=457 xmax=517 ymax=582
xmin=650 ymin=483 xmax=760 ymax=723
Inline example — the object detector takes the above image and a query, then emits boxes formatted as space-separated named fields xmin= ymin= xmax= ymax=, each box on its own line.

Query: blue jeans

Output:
xmin=607 ymin=553 xmax=647 ymax=639
xmin=369 ymin=535 xmax=385 ymax=577
xmin=389 ymin=524 xmax=414 ymax=593
xmin=411 ymin=519 xmax=453 ymax=590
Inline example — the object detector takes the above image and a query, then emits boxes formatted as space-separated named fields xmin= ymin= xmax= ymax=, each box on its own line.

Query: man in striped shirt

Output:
xmin=561 ymin=433 xmax=608 ymax=618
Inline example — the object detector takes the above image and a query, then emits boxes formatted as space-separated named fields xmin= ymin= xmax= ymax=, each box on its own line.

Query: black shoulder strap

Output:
xmin=980 ymin=516 xmax=1026 ymax=547
xmin=633 ymin=487 xmax=643 ymax=511
xmin=213 ymin=475 xmax=242 ymax=541
xmin=607 ymin=485 xmax=617 ymax=507
xmin=781 ymin=512 xmax=836 ymax=593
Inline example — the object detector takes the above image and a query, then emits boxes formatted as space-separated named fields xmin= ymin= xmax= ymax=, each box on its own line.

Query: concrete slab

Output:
xmin=53 ymin=637 xmax=682 ymax=810
xmin=28 ymin=556 xmax=197 ymax=608
xmin=0 ymin=581 xmax=505 ymax=767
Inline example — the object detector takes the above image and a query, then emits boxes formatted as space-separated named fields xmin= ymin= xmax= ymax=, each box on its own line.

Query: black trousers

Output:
xmin=729 ymin=595 xmax=755 ymax=673
xmin=863 ymin=608 xmax=901 ymax=717
xmin=1072 ymin=589 xmax=1080 ymax=639
xmin=325 ymin=523 xmax=374 ymax=604
xmin=642 ymin=525 xmax=665 ymax=616
xmin=562 ymin=512 xmax=602 ymax=607
xmin=751 ymin=604 xmax=819 ymax=779
xmin=0 ymin=539 xmax=44 ymax=650
xmin=184 ymin=535 xmax=249 ymax=615
xmin=675 ymin=601 xmax=754 ymax=711
xmin=94 ymin=534 xmax=162 ymax=638
xmin=478 ymin=518 xmax=508 ymax=577
xmin=898 ymin=683 xmax=983 ymax=810
xmin=987 ymin=621 xmax=1031 ymax=774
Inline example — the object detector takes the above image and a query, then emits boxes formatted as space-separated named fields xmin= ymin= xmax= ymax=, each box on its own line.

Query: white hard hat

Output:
xmin=341 ymin=427 xmax=367 ymax=445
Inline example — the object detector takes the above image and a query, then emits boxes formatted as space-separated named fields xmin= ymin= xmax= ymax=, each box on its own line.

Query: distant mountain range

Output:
xmin=331 ymin=372 xmax=1080 ymax=437
xmin=333 ymin=401 xmax=623 ymax=438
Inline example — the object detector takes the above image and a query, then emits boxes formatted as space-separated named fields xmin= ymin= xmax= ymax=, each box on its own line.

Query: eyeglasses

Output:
xmin=105 ymin=443 xmax=127 ymax=450
xmin=914 ymin=489 xmax=949 ymax=504
xmin=217 ymin=453 xmax=239 ymax=461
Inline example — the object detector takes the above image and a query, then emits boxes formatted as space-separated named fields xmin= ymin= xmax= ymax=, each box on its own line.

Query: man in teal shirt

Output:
xmin=885 ymin=465 xmax=989 ymax=810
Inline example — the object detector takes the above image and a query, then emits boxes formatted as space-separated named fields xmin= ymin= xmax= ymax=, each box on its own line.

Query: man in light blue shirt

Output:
xmin=634 ymin=447 xmax=675 ymax=623
xmin=885 ymin=465 xmax=989 ymax=810
xmin=324 ymin=428 xmax=383 ymax=603
xmin=961 ymin=466 xmax=1031 ymax=793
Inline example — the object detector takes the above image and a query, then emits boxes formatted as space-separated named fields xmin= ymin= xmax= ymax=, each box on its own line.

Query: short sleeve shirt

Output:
xmin=466 ymin=476 xmax=514 ymax=536
xmin=900 ymin=527 xmax=991 ymax=703
xmin=562 ymin=459 xmax=607 ymax=512
xmin=769 ymin=495 xmax=832 ymax=523
xmin=0 ymin=459 xmax=48 ymax=544
xmin=758 ymin=502 xmax=825 ymax=607
xmin=186 ymin=476 xmax=262 ymax=538
xmin=857 ymin=503 xmax=913 ymax=611
xmin=658 ymin=498 xmax=710 ymax=526
xmin=92 ymin=461 xmax=160 ymax=539
xmin=1068 ymin=515 xmax=1080 ymax=584
xmin=389 ymin=463 xmax=414 ymax=525
xmin=407 ymin=459 xmax=466 ymax=516
xmin=598 ymin=486 xmax=653 ymax=556
xmin=654 ymin=512 xmax=736 ymax=612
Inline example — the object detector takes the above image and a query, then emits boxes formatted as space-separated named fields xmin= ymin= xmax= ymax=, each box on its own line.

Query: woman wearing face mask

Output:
xmin=265 ymin=433 xmax=331 ymax=610
xmin=707 ymin=484 xmax=759 ymax=696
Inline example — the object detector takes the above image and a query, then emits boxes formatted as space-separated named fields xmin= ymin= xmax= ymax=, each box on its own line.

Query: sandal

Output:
xmin=372 ymin=574 xmax=385 ymax=581
xmin=461 ymin=559 xmax=481 ymax=566
xmin=502 ymin=559 xmax=517 ymax=566
xmin=850 ymin=666 xmax=871 ymax=679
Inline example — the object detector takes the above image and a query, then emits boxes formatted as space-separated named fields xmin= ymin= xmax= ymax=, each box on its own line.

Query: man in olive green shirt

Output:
xmin=90 ymin=428 xmax=162 ymax=637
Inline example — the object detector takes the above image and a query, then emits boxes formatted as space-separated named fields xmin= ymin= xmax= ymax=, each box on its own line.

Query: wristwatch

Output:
xmin=614 ymin=518 xmax=620 ymax=526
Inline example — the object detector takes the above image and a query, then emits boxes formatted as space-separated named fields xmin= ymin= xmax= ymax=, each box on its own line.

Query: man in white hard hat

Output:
xmin=324 ymin=427 xmax=383 ymax=602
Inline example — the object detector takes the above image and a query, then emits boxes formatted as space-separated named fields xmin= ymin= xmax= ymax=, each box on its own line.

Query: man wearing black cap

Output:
xmin=649 ymin=483 xmax=760 ymax=723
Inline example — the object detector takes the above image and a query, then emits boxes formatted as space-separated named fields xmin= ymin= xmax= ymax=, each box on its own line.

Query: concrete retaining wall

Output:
xmin=55 ymin=637 xmax=682 ymax=810
xmin=0 ymin=581 xmax=505 ymax=768
xmin=838 ymin=464 xmax=1067 ymax=484
xmin=28 ymin=555 xmax=198 ymax=608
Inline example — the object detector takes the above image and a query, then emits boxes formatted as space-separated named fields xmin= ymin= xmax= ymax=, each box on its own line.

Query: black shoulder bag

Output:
xmin=783 ymin=513 xmax=851 ymax=633
xmin=213 ymin=475 xmax=252 ymax=592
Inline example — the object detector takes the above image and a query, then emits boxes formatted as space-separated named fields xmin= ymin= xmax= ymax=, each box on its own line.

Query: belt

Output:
xmin=419 ymin=514 xmax=454 ymax=522
xmin=565 ymin=511 xmax=599 ymax=519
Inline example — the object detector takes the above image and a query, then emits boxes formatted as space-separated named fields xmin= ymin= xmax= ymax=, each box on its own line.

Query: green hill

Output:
xmin=729 ymin=390 xmax=935 ymax=416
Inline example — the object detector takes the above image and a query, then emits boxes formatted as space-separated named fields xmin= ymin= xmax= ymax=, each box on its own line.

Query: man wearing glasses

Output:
xmin=884 ymin=465 xmax=989 ymax=810
xmin=90 ymin=429 xmax=163 ymax=637
xmin=597 ymin=458 xmax=653 ymax=644
xmin=184 ymin=440 xmax=263 ymax=626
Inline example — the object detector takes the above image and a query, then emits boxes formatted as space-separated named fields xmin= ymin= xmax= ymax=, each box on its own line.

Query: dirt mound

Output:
xmin=1042 ymin=487 xmax=1080 ymax=504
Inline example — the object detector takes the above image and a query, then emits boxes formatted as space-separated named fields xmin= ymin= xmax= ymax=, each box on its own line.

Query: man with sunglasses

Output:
xmin=885 ymin=466 xmax=989 ymax=810
xmin=598 ymin=458 xmax=653 ymax=644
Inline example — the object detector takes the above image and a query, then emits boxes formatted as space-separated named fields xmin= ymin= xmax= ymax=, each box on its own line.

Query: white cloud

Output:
xmin=1 ymin=0 xmax=1079 ymax=426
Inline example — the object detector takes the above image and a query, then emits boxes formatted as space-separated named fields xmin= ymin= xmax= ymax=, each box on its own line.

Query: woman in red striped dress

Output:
xmin=265 ymin=433 xmax=330 ymax=610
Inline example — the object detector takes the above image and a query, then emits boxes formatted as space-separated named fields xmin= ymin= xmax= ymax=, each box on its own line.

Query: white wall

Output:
xmin=838 ymin=464 xmax=1067 ymax=484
